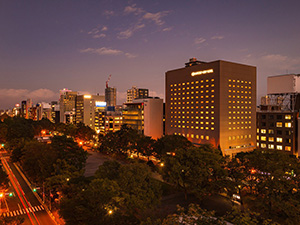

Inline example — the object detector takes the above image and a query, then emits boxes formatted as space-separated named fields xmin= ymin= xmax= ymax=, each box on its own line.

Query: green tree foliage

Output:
xmin=4 ymin=117 xmax=34 ymax=142
xmin=50 ymin=135 xmax=87 ymax=170
xmin=21 ymin=140 xmax=57 ymax=183
xmin=136 ymin=135 xmax=155 ymax=160
xmin=0 ymin=164 xmax=9 ymax=189
xmin=118 ymin=163 xmax=162 ymax=217
xmin=74 ymin=122 xmax=96 ymax=142
xmin=160 ymin=204 xmax=226 ymax=225
xmin=99 ymin=125 xmax=139 ymax=156
xmin=225 ymin=206 xmax=279 ymax=225
xmin=161 ymin=146 xmax=227 ymax=200
xmin=60 ymin=161 xmax=162 ymax=225
xmin=232 ymin=149 xmax=300 ymax=224
xmin=152 ymin=134 xmax=192 ymax=159
xmin=32 ymin=118 xmax=55 ymax=135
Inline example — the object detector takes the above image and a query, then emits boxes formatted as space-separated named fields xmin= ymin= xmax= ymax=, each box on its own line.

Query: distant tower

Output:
xmin=59 ymin=88 xmax=77 ymax=123
xmin=21 ymin=99 xmax=32 ymax=119
xmin=105 ymin=87 xmax=117 ymax=107
xmin=105 ymin=74 xmax=117 ymax=108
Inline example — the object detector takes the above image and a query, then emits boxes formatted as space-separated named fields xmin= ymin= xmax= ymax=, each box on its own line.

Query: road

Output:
xmin=1 ymin=152 xmax=56 ymax=225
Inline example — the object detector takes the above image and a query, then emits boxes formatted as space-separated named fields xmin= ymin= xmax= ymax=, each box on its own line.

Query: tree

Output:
xmin=117 ymin=163 xmax=162 ymax=218
xmin=60 ymin=162 xmax=162 ymax=225
xmin=152 ymin=135 xmax=192 ymax=159
xmin=0 ymin=164 xmax=9 ymax=189
xmin=21 ymin=140 xmax=57 ymax=183
xmin=225 ymin=206 xmax=278 ymax=225
xmin=51 ymin=135 xmax=87 ymax=170
xmin=75 ymin=122 xmax=96 ymax=142
xmin=161 ymin=204 xmax=226 ymax=225
xmin=161 ymin=146 xmax=227 ymax=200
xmin=136 ymin=135 xmax=155 ymax=160
xmin=59 ymin=178 xmax=122 ymax=225
xmin=232 ymin=149 xmax=300 ymax=224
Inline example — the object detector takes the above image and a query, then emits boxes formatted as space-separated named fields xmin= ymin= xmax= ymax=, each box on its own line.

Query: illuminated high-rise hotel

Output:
xmin=165 ymin=58 xmax=256 ymax=156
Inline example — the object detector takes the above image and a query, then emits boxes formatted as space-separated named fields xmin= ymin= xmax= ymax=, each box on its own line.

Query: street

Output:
xmin=1 ymin=151 xmax=56 ymax=225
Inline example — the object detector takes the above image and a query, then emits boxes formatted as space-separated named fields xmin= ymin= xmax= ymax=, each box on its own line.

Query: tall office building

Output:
xmin=165 ymin=58 xmax=256 ymax=156
xmin=21 ymin=99 xmax=32 ymax=119
xmin=105 ymin=87 xmax=117 ymax=108
xmin=123 ymin=97 xmax=163 ymax=139
xmin=59 ymin=88 xmax=77 ymax=123
xmin=75 ymin=94 xmax=105 ymax=130
xmin=36 ymin=102 xmax=52 ymax=121
xmin=126 ymin=86 xmax=149 ymax=103
xmin=257 ymin=74 xmax=300 ymax=156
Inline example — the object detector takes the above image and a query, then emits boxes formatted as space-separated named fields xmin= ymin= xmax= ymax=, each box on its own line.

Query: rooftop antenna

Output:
xmin=106 ymin=74 xmax=112 ymax=88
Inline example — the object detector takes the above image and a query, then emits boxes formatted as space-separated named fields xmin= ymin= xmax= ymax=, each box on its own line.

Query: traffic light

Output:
xmin=9 ymin=192 xmax=13 ymax=197
xmin=1 ymin=144 xmax=4 ymax=147
xmin=33 ymin=188 xmax=37 ymax=192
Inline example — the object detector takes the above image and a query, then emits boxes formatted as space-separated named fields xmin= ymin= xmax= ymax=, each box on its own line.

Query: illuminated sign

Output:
xmin=84 ymin=95 xmax=91 ymax=99
xmin=191 ymin=69 xmax=214 ymax=76
xmin=96 ymin=101 xmax=106 ymax=107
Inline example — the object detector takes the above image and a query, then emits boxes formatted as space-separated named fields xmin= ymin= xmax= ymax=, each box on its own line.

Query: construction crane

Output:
xmin=106 ymin=74 xmax=112 ymax=88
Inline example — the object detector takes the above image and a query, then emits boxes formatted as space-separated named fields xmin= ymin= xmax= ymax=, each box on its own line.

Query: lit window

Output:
xmin=261 ymin=136 xmax=266 ymax=141
xmin=269 ymin=137 xmax=274 ymax=142
xmin=277 ymin=145 xmax=283 ymax=150
xmin=205 ymin=136 xmax=209 ymax=140
xmin=268 ymin=144 xmax=274 ymax=149
xmin=285 ymin=115 xmax=291 ymax=120
xmin=285 ymin=146 xmax=291 ymax=151
xmin=276 ymin=122 xmax=282 ymax=127
xmin=261 ymin=129 xmax=266 ymax=134
xmin=276 ymin=137 xmax=283 ymax=143
xmin=261 ymin=143 xmax=266 ymax=148
xmin=285 ymin=122 xmax=292 ymax=128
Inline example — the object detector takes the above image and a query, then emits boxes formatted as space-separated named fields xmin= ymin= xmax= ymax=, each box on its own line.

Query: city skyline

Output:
xmin=1 ymin=0 xmax=300 ymax=109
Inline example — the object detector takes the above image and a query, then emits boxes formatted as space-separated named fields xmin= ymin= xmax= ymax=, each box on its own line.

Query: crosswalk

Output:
xmin=1 ymin=205 xmax=45 ymax=217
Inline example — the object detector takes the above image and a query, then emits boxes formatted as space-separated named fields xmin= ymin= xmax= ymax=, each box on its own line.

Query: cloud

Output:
xmin=162 ymin=27 xmax=173 ymax=32
xmin=118 ymin=23 xmax=145 ymax=39
xmin=103 ymin=10 xmax=114 ymax=17
xmin=194 ymin=37 xmax=206 ymax=44
xmin=80 ymin=47 xmax=123 ymax=56
xmin=93 ymin=34 xmax=106 ymax=38
xmin=211 ymin=35 xmax=224 ymax=40
xmin=0 ymin=88 xmax=58 ymax=109
xmin=80 ymin=47 xmax=136 ymax=58
xmin=124 ymin=4 xmax=144 ymax=15
xmin=149 ymin=90 xmax=164 ymax=100
xmin=119 ymin=4 xmax=170 ymax=39
xmin=243 ymin=53 xmax=300 ymax=73
xmin=88 ymin=26 xmax=108 ymax=38
xmin=143 ymin=11 xmax=169 ymax=26
xmin=125 ymin=53 xmax=137 ymax=58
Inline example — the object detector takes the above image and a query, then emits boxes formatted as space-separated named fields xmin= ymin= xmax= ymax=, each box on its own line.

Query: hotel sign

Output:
xmin=191 ymin=69 xmax=214 ymax=76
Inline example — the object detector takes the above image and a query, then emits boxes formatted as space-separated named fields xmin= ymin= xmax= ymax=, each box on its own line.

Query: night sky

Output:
xmin=1 ymin=0 xmax=300 ymax=109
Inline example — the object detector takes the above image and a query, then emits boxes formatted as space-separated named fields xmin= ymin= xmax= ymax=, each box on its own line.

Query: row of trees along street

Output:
xmin=1 ymin=117 xmax=300 ymax=224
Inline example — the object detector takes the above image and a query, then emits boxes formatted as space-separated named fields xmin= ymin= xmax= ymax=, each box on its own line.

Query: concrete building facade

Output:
xmin=123 ymin=97 xmax=163 ymax=139
xmin=126 ymin=86 xmax=149 ymax=103
xmin=165 ymin=58 xmax=256 ymax=156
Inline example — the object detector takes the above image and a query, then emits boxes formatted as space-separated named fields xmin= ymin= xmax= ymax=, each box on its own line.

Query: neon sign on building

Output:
xmin=191 ymin=69 xmax=214 ymax=76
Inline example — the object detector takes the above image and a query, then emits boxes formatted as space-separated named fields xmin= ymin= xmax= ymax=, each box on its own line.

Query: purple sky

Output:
xmin=1 ymin=0 xmax=300 ymax=109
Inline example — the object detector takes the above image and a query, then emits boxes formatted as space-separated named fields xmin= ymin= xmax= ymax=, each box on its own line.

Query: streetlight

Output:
xmin=0 ymin=192 xmax=3 ymax=211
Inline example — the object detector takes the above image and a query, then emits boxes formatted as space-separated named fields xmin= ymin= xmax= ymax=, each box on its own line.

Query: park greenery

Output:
xmin=1 ymin=117 xmax=300 ymax=224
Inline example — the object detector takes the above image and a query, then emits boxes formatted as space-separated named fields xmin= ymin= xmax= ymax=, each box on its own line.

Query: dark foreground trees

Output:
xmin=233 ymin=149 xmax=300 ymax=224
xmin=60 ymin=161 xmax=162 ymax=225
xmin=161 ymin=145 xmax=227 ymax=200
